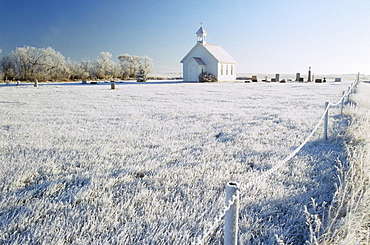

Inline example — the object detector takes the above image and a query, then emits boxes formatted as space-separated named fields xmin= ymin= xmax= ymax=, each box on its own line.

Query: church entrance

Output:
xmin=187 ymin=60 xmax=199 ymax=82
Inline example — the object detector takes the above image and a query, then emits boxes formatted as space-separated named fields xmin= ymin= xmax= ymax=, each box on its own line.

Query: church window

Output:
xmin=226 ymin=65 xmax=228 ymax=75
xmin=231 ymin=65 xmax=233 ymax=75
xmin=221 ymin=64 xmax=223 ymax=75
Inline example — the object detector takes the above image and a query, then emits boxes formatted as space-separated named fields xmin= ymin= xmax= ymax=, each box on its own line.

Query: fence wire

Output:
xmin=193 ymin=78 xmax=359 ymax=244
xmin=243 ymin=79 xmax=358 ymax=190
xmin=193 ymin=191 xmax=239 ymax=244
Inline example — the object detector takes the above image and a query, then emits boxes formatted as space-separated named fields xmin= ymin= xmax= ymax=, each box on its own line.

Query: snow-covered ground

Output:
xmin=0 ymin=80 xmax=356 ymax=244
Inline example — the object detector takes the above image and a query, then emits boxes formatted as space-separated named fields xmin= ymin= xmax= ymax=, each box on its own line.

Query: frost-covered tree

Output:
xmin=138 ymin=56 xmax=153 ymax=76
xmin=0 ymin=46 xmax=69 ymax=81
xmin=16 ymin=46 xmax=68 ymax=80
xmin=0 ymin=48 xmax=152 ymax=81
xmin=91 ymin=52 xmax=121 ymax=79
xmin=118 ymin=54 xmax=140 ymax=79
xmin=67 ymin=58 xmax=90 ymax=80
xmin=0 ymin=48 xmax=3 ymax=80
xmin=118 ymin=54 xmax=153 ymax=79
xmin=0 ymin=52 xmax=17 ymax=80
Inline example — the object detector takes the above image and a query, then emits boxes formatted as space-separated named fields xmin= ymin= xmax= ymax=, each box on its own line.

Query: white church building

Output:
xmin=180 ymin=26 xmax=237 ymax=82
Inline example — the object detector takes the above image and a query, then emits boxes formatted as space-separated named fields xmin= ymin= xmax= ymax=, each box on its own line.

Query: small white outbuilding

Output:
xmin=180 ymin=25 xmax=237 ymax=82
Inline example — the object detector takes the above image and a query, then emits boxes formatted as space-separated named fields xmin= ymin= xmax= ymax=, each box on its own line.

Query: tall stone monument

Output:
xmin=307 ymin=67 xmax=312 ymax=82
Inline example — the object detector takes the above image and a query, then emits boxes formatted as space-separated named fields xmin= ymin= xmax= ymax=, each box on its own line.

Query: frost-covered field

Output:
xmin=0 ymin=80 xmax=355 ymax=244
xmin=321 ymin=82 xmax=370 ymax=245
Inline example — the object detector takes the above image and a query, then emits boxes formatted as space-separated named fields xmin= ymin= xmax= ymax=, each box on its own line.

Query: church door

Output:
xmin=187 ymin=59 xmax=199 ymax=82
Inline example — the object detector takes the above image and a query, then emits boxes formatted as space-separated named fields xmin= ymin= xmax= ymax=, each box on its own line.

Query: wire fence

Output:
xmin=193 ymin=75 xmax=361 ymax=245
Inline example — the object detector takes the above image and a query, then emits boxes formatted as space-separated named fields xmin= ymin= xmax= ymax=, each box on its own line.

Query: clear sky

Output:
xmin=1 ymin=0 xmax=370 ymax=75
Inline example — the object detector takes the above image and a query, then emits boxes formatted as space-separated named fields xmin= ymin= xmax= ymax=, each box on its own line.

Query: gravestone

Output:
xmin=275 ymin=74 xmax=280 ymax=82
xmin=34 ymin=79 xmax=38 ymax=87
xmin=296 ymin=73 xmax=300 ymax=81
xmin=252 ymin=75 xmax=258 ymax=82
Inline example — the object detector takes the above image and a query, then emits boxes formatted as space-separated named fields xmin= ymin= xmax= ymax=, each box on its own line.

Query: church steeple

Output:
xmin=196 ymin=24 xmax=207 ymax=45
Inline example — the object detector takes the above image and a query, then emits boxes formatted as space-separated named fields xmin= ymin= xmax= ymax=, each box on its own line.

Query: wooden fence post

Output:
xmin=224 ymin=182 xmax=239 ymax=245
xmin=341 ymin=91 xmax=345 ymax=115
xmin=324 ymin=102 xmax=329 ymax=141
xmin=347 ymin=87 xmax=351 ymax=102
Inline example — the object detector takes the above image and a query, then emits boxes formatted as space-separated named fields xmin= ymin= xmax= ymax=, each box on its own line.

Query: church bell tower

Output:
xmin=196 ymin=24 xmax=207 ymax=45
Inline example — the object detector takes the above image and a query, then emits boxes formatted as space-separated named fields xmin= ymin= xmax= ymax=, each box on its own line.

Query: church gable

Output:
xmin=180 ymin=43 xmax=217 ymax=65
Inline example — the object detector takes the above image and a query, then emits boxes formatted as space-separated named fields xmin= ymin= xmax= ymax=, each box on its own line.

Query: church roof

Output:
xmin=180 ymin=43 xmax=237 ymax=64
xmin=193 ymin=57 xmax=206 ymax=65
xmin=203 ymin=43 xmax=237 ymax=64
xmin=196 ymin=26 xmax=207 ymax=36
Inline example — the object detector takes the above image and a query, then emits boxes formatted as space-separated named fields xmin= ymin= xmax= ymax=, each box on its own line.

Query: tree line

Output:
xmin=0 ymin=46 xmax=153 ymax=81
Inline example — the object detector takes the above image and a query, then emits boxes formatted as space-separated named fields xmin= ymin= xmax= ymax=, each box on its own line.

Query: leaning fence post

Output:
xmin=354 ymin=80 xmax=358 ymax=93
xmin=224 ymin=182 xmax=239 ymax=245
xmin=347 ymin=87 xmax=351 ymax=102
xmin=341 ymin=91 xmax=345 ymax=115
xmin=324 ymin=102 xmax=329 ymax=141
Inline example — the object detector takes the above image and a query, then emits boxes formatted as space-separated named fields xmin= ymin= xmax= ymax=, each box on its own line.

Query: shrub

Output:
xmin=199 ymin=72 xmax=217 ymax=83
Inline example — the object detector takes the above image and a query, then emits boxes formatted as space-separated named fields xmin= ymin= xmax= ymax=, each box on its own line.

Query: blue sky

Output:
xmin=1 ymin=0 xmax=370 ymax=75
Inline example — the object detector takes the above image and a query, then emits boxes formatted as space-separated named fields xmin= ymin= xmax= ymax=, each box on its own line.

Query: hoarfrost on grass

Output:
xmin=0 ymin=80 xmax=355 ymax=244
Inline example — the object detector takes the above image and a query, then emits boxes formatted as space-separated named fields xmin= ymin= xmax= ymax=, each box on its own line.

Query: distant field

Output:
xmin=0 ymin=80 xmax=355 ymax=244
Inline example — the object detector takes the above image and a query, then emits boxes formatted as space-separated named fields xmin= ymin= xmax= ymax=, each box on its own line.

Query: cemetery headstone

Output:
xmin=252 ymin=75 xmax=258 ymax=82
xmin=275 ymin=74 xmax=280 ymax=82
xmin=296 ymin=73 xmax=300 ymax=81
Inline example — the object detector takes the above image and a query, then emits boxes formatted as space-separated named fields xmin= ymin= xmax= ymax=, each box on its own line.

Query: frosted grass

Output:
xmin=0 ymin=80 xmax=354 ymax=244
xmin=319 ymin=82 xmax=370 ymax=244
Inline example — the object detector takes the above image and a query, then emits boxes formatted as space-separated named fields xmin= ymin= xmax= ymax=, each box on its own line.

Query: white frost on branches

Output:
xmin=118 ymin=54 xmax=153 ymax=79
xmin=0 ymin=46 xmax=154 ymax=81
